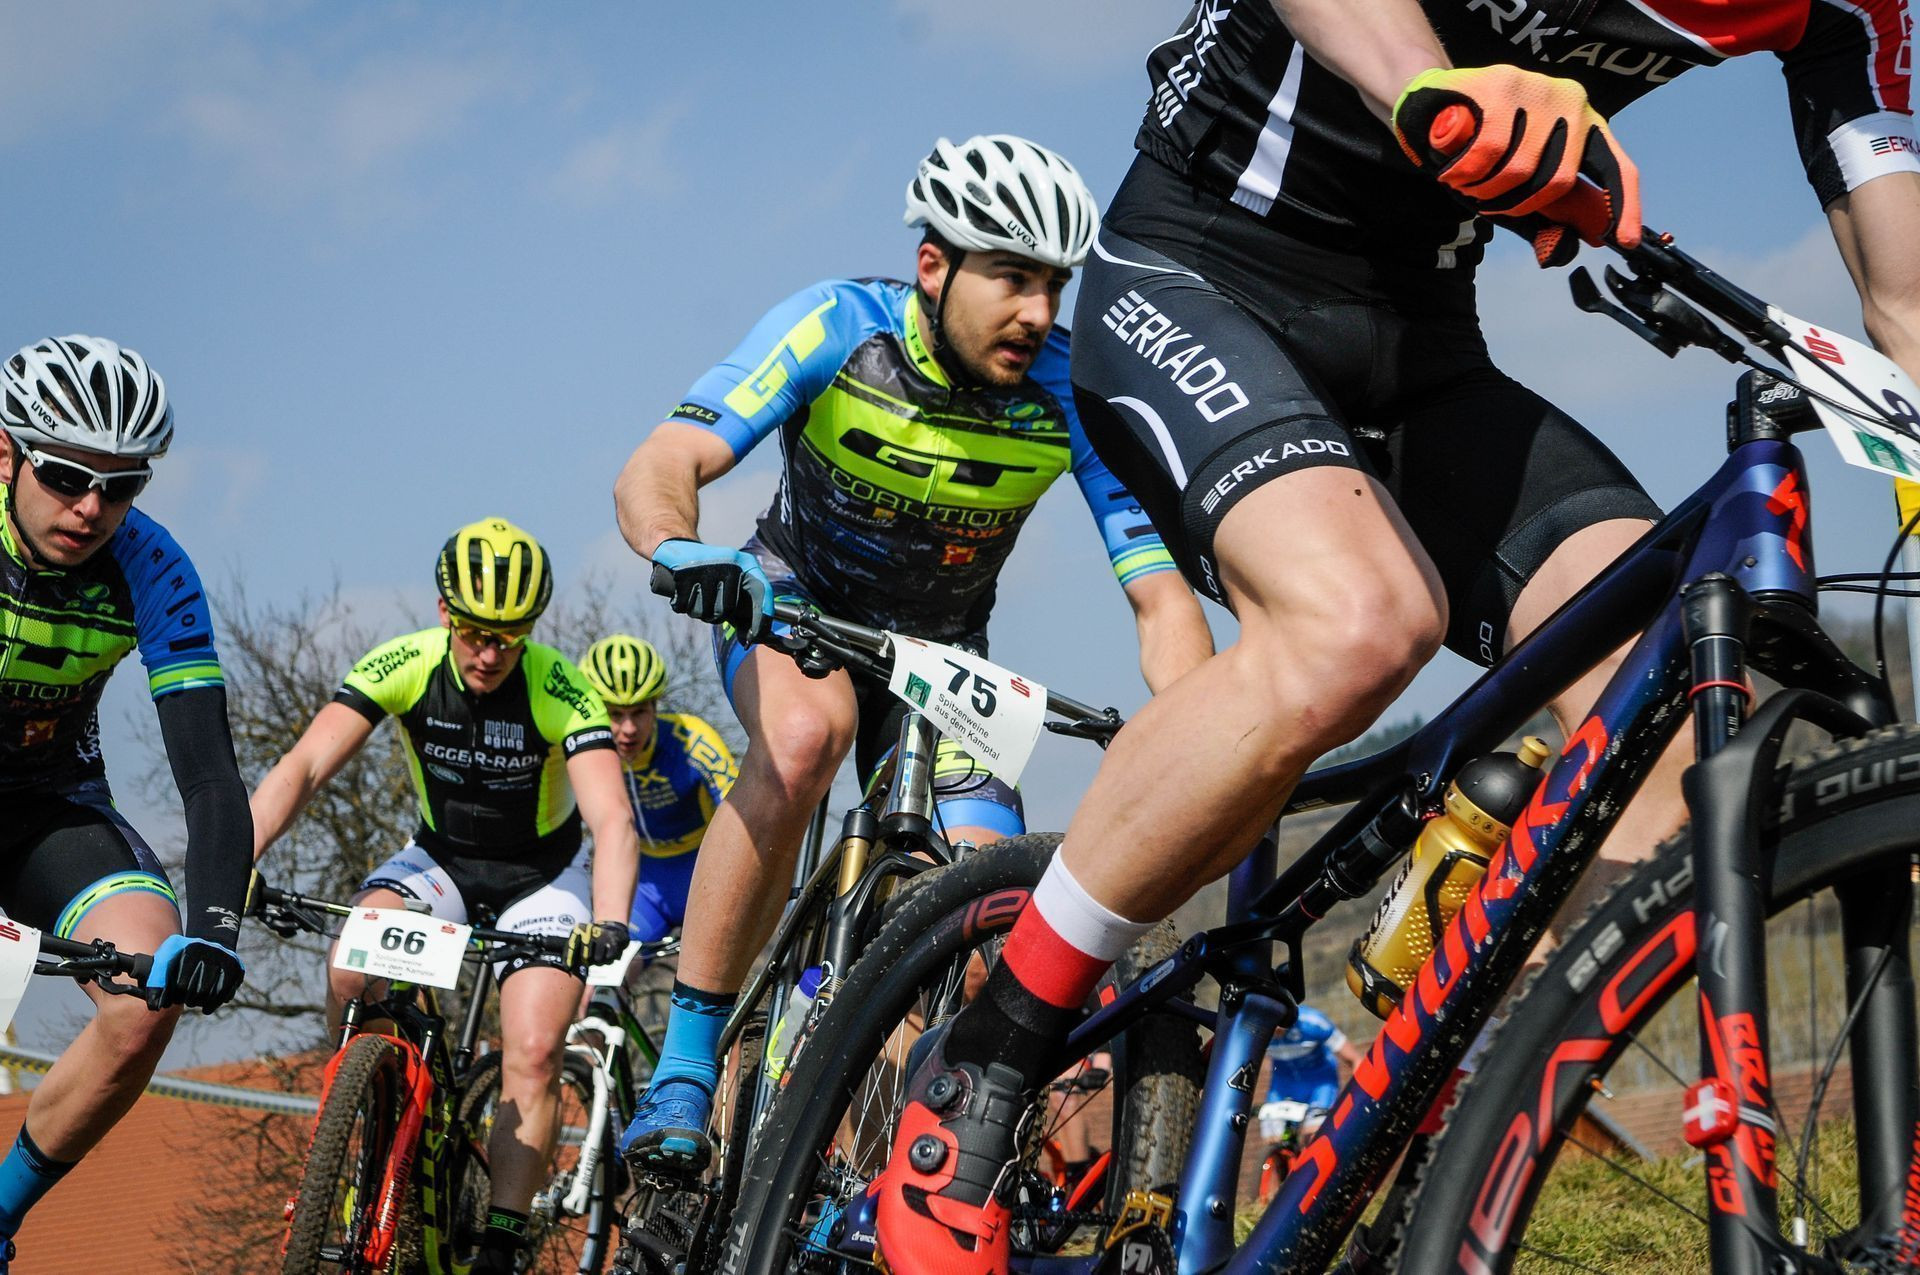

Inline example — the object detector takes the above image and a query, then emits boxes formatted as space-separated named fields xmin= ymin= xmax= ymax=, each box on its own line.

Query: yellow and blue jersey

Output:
xmin=624 ymin=711 xmax=736 ymax=859
xmin=0 ymin=482 xmax=224 ymax=790
xmin=623 ymin=711 xmax=736 ymax=941
xmin=667 ymin=278 xmax=1174 ymax=641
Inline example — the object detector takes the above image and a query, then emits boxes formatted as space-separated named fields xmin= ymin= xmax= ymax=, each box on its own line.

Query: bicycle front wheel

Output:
xmin=727 ymin=833 xmax=1204 ymax=1275
xmin=283 ymin=1035 xmax=410 ymax=1275
xmin=1399 ymin=723 xmax=1920 ymax=1274
xmin=460 ymin=1049 xmax=615 ymax=1275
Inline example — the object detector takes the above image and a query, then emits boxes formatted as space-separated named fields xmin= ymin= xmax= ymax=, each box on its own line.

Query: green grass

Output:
xmin=1224 ymin=1120 xmax=1869 ymax=1272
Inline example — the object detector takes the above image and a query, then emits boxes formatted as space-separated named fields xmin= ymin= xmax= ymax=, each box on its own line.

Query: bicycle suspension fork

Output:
xmin=1682 ymin=574 xmax=1784 ymax=1273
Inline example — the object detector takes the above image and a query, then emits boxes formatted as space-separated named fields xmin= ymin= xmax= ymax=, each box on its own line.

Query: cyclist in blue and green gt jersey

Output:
xmin=0 ymin=336 xmax=250 ymax=1272
xmin=611 ymin=134 xmax=1214 ymax=1176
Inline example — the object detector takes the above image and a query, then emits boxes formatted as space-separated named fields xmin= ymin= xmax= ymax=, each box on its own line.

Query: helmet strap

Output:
xmin=925 ymin=253 xmax=982 ymax=389
xmin=4 ymin=467 xmax=55 ymax=572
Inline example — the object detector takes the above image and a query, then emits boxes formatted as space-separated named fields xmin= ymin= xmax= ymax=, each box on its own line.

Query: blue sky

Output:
xmin=5 ymin=2 xmax=1910 ymax=1050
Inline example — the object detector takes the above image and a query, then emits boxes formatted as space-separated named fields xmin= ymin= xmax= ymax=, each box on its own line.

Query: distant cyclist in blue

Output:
xmin=1260 ymin=1004 xmax=1364 ymax=1142
xmin=612 ymin=134 xmax=1215 ymax=1177
xmin=578 ymin=634 xmax=735 ymax=943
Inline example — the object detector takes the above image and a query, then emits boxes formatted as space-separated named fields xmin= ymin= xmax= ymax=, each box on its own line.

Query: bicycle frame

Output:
xmin=1053 ymin=377 xmax=1914 ymax=1274
xmin=296 ymin=946 xmax=508 ymax=1273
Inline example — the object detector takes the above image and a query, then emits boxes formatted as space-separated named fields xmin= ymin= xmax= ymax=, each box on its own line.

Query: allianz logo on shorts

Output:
xmin=1200 ymin=440 xmax=1351 ymax=515
xmin=1102 ymin=290 xmax=1250 ymax=423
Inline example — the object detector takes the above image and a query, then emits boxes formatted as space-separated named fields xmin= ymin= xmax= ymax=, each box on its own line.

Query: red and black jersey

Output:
xmin=1136 ymin=0 xmax=1917 ymax=268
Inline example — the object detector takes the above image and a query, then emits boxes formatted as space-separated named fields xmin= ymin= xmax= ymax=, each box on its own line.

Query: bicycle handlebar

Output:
xmin=765 ymin=598 xmax=1124 ymax=739
xmin=33 ymin=933 xmax=158 ymax=1004
xmin=254 ymin=883 xmax=572 ymax=960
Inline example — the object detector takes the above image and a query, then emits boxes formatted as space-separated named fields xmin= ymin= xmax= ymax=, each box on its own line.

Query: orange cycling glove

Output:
xmin=1391 ymin=66 xmax=1641 ymax=267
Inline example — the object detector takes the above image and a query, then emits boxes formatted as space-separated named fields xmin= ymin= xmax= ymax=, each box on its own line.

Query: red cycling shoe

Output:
xmin=874 ymin=1028 xmax=1029 ymax=1275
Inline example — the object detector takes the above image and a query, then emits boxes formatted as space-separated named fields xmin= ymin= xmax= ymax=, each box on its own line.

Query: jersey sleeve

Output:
xmin=673 ymin=713 xmax=739 ymax=805
xmin=1034 ymin=328 xmax=1178 ymax=588
xmin=108 ymin=510 xmax=225 ymax=700
xmin=1779 ymin=0 xmax=1919 ymax=206
xmin=666 ymin=280 xmax=893 ymax=458
xmin=526 ymin=648 xmax=616 ymax=756
xmin=335 ymin=630 xmax=438 ymax=722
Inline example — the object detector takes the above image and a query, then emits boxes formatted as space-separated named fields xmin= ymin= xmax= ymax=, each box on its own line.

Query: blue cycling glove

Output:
xmin=146 ymin=934 xmax=245 ymax=1012
xmin=649 ymin=539 xmax=774 ymax=643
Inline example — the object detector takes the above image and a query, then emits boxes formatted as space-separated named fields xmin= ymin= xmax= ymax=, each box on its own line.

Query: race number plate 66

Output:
xmin=885 ymin=635 xmax=1047 ymax=786
xmin=333 ymin=908 xmax=471 ymax=989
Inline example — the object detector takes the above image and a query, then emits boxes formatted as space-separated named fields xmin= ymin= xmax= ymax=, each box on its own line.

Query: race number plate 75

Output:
xmin=885 ymin=635 xmax=1047 ymax=786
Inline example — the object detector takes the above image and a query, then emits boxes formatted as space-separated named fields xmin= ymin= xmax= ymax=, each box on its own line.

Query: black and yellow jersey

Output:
xmin=333 ymin=627 xmax=615 ymax=861
xmin=667 ymin=278 xmax=1174 ymax=641
xmin=623 ymin=711 xmax=736 ymax=859
xmin=0 ymin=482 xmax=225 ymax=791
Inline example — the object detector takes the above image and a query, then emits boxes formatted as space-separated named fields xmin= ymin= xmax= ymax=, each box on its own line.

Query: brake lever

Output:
xmin=1044 ymin=708 xmax=1125 ymax=749
xmin=1604 ymin=266 xmax=1747 ymax=363
xmin=1570 ymin=267 xmax=1681 ymax=357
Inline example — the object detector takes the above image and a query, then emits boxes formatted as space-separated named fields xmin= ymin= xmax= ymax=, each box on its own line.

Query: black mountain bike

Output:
xmin=260 ymin=883 xmax=598 ymax=1275
xmin=728 ymin=235 xmax=1920 ymax=1274
xmin=613 ymin=601 xmax=1122 ymax=1275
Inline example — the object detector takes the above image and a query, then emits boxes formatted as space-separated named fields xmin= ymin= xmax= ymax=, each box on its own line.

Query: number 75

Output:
xmin=942 ymin=659 xmax=997 ymax=715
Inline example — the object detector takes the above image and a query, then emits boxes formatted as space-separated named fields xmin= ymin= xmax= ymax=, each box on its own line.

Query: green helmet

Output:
xmin=582 ymin=634 xmax=667 ymax=706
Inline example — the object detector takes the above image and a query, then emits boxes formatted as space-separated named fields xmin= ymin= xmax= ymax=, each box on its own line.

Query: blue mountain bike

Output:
xmin=727 ymin=236 xmax=1920 ymax=1274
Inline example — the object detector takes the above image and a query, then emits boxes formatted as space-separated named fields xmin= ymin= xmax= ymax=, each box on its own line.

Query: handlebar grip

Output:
xmin=649 ymin=561 xmax=676 ymax=599
xmin=1428 ymin=104 xmax=1474 ymax=156
xmin=130 ymin=953 xmax=153 ymax=983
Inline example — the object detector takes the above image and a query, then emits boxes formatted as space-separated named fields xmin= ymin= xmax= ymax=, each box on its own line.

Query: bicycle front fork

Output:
xmin=1680 ymin=574 xmax=1916 ymax=1270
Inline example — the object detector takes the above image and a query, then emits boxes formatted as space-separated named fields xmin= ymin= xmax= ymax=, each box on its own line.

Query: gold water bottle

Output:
xmin=1347 ymin=737 xmax=1551 ymax=1018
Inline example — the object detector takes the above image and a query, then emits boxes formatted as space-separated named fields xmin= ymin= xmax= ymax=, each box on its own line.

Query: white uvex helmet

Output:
xmin=1 ymin=335 xmax=174 ymax=458
xmin=905 ymin=134 xmax=1097 ymax=270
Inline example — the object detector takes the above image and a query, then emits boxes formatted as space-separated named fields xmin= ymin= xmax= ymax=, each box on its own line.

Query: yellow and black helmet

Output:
xmin=435 ymin=517 xmax=553 ymax=626
xmin=582 ymin=633 xmax=667 ymax=706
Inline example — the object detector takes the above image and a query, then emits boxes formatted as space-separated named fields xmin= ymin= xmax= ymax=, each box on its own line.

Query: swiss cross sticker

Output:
xmin=1683 ymin=1076 xmax=1740 ymax=1147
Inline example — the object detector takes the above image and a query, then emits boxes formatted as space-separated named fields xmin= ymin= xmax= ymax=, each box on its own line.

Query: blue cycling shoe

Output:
xmin=619 ymin=1077 xmax=714 ymax=1177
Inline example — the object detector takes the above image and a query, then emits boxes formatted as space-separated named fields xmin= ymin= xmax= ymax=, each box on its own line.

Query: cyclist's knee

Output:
xmin=1237 ymin=583 xmax=1442 ymax=739
xmin=94 ymin=993 xmax=178 ymax=1070
xmin=501 ymin=1030 xmax=566 ymax=1087
xmin=327 ymin=963 xmax=372 ymax=1007
xmin=746 ymin=705 xmax=854 ymax=799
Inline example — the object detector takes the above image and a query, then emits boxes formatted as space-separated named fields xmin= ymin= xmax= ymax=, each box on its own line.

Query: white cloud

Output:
xmin=552 ymin=109 xmax=685 ymax=207
xmin=891 ymin=0 xmax=1181 ymax=71
xmin=174 ymin=50 xmax=519 ymax=222
xmin=0 ymin=0 xmax=224 ymax=149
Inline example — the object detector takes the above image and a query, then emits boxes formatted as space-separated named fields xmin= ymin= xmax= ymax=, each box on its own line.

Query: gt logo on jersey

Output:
xmin=724 ymin=296 xmax=839 ymax=420
xmin=837 ymin=428 xmax=1040 ymax=490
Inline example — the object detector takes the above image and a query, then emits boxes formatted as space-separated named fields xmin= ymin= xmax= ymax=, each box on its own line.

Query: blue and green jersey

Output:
xmin=669 ymin=278 xmax=1174 ymax=641
xmin=0 ymin=483 xmax=224 ymax=791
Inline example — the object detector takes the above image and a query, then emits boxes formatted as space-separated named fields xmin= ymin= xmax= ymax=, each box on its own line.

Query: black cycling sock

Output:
xmin=481 ymin=1206 xmax=529 ymax=1253
xmin=941 ymin=958 xmax=1080 ymax=1092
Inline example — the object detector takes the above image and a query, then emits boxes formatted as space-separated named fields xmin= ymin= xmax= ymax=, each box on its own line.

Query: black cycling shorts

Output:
xmin=0 ymin=779 xmax=177 ymax=939
xmin=1070 ymin=155 xmax=1661 ymax=666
